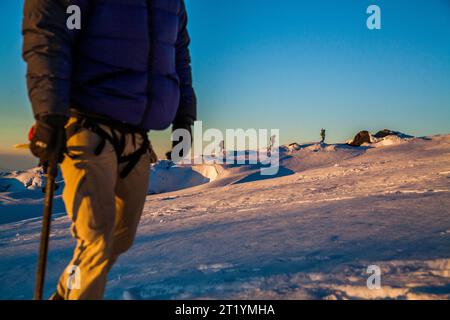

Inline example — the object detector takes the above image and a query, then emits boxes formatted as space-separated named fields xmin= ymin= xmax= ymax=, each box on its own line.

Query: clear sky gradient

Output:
xmin=0 ymin=0 xmax=449 ymax=169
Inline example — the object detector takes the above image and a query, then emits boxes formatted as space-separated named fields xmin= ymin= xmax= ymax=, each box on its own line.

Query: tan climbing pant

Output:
xmin=56 ymin=117 xmax=151 ymax=300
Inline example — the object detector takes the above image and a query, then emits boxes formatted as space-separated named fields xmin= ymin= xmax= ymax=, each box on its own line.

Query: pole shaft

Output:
xmin=33 ymin=131 xmax=63 ymax=300
xmin=34 ymin=161 xmax=57 ymax=300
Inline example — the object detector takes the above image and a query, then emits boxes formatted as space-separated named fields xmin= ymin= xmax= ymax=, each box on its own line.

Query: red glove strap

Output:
xmin=28 ymin=125 xmax=36 ymax=142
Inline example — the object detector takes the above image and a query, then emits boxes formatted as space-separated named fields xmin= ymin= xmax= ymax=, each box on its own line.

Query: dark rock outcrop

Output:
xmin=374 ymin=129 xmax=413 ymax=139
xmin=348 ymin=131 xmax=372 ymax=147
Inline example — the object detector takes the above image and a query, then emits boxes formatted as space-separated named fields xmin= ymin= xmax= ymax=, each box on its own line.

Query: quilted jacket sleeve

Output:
xmin=174 ymin=0 xmax=197 ymax=126
xmin=22 ymin=0 xmax=86 ymax=118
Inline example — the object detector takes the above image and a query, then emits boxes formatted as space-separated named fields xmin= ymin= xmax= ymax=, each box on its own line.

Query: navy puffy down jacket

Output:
xmin=22 ymin=0 xmax=196 ymax=130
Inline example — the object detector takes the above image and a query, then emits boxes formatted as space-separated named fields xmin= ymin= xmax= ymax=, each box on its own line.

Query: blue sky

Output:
xmin=0 ymin=0 xmax=450 ymax=169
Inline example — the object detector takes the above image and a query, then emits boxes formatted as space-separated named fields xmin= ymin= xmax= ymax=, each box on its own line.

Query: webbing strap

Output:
xmin=66 ymin=117 xmax=150 ymax=179
xmin=119 ymin=136 xmax=150 ymax=179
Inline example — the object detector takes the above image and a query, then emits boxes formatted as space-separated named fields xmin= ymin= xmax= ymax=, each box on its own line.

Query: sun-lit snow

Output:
xmin=0 ymin=133 xmax=449 ymax=299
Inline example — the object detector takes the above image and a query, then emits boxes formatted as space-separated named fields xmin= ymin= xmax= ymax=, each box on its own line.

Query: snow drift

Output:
xmin=0 ymin=167 xmax=47 ymax=192
xmin=148 ymin=160 xmax=219 ymax=194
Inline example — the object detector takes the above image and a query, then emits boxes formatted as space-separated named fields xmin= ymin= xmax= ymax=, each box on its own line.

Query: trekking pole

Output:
xmin=34 ymin=131 xmax=64 ymax=300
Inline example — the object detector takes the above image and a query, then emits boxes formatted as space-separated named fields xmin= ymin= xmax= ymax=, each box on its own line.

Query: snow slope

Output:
xmin=0 ymin=162 xmax=219 ymax=223
xmin=0 ymin=168 xmax=65 ymax=224
xmin=0 ymin=134 xmax=450 ymax=299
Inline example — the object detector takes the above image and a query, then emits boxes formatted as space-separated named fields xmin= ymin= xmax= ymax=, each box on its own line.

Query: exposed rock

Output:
xmin=348 ymin=131 xmax=373 ymax=147
xmin=374 ymin=129 xmax=413 ymax=139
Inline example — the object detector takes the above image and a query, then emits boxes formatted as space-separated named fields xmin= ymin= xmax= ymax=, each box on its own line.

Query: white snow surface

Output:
xmin=0 ymin=167 xmax=46 ymax=192
xmin=1 ymin=134 xmax=450 ymax=299
xmin=148 ymin=160 xmax=220 ymax=194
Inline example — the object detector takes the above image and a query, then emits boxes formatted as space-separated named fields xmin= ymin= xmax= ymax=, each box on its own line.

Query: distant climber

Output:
xmin=320 ymin=129 xmax=326 ymax=144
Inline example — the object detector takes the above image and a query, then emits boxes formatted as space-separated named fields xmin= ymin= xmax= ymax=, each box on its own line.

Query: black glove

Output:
xmin=29 ymin=115 xmax=68 ymax=166
xmin=166 ymin=121 xmax=193 ymax=160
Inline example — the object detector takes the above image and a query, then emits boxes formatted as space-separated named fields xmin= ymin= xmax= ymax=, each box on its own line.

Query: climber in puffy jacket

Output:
xmin=22 ymin=0 xmax=196 ymax=299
